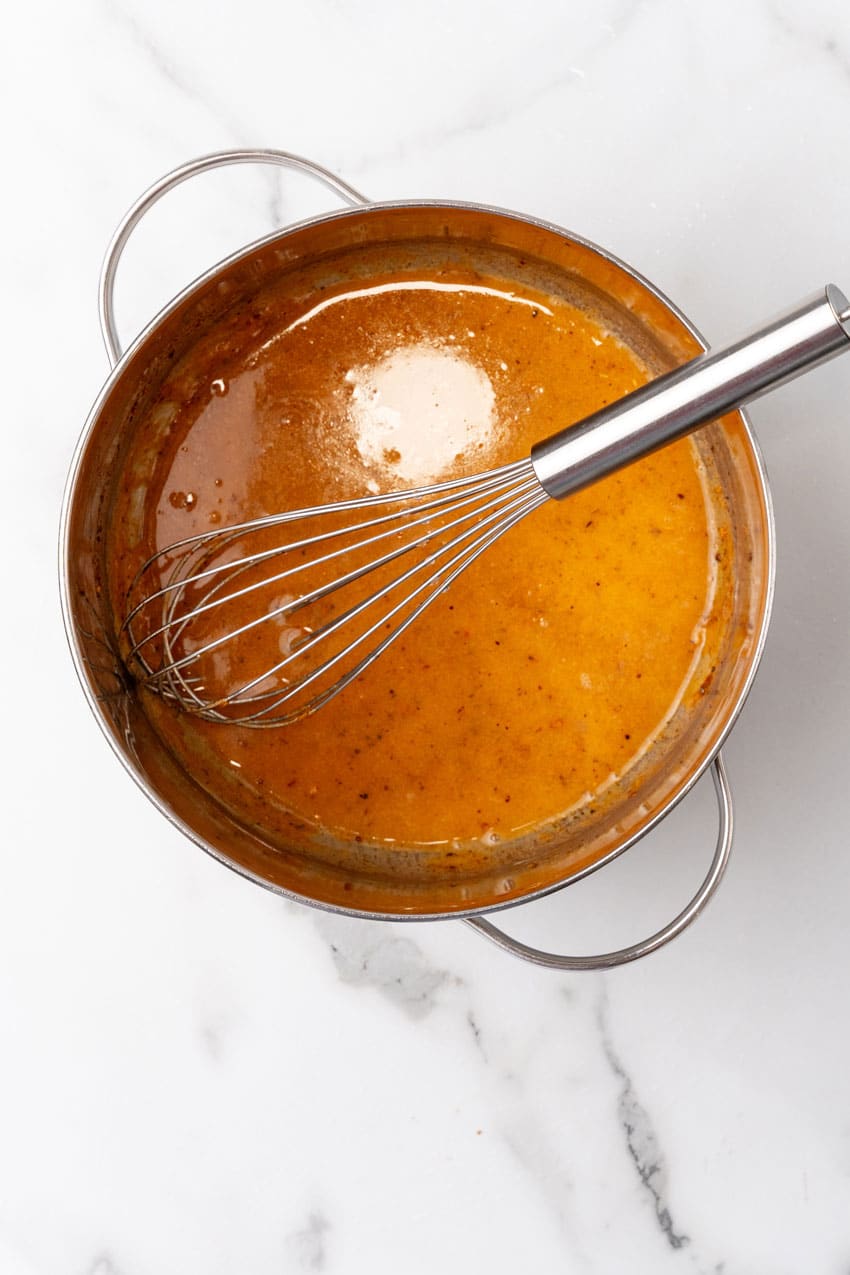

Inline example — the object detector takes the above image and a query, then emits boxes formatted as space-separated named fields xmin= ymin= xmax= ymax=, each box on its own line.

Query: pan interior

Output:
xmin=64 ymin=204 xmax=772 ymax=916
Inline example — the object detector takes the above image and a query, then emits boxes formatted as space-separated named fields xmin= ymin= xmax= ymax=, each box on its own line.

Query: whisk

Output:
xmin=123 ymin=286 xmax=850 ymax=726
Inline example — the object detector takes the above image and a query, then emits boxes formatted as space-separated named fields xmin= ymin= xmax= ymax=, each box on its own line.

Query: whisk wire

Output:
xmin=125 ymin=459 xmax=547 ymax=725
xmin=125 ymin=457 xmax=534 ymax=624
xmin=210 ymin=478 xmax=549 ymax=721
xmin=241 ymin=487 xmax=550 ymax=725
xmin=180 ymin=480 xmax=548 ymax=725
xmin=154 ymin=471 xmax=544 ymax=707
xmin=126 ymin=465 xmax=540 ymax=667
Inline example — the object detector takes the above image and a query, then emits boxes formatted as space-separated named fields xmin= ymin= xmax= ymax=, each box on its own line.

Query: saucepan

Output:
xmin=59 ymin=148 xmax=775 ymax=969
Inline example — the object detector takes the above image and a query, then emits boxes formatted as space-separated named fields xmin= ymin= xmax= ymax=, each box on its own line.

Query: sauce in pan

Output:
xmin=110 ymin=259 xmax=719 ymax=859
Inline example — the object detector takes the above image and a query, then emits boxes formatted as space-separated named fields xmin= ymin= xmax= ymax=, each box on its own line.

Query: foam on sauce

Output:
xmin=346 ymin=343 xmax=496 ymax=485
xmin=112 ymin=264 xmax=718 ymax=856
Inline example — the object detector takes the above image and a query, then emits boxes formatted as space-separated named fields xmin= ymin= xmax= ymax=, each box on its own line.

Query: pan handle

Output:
xmin=464 ymin=753 xmax=733 ymax=970
xmin=98 ymin=148 xmax=370 ymax=368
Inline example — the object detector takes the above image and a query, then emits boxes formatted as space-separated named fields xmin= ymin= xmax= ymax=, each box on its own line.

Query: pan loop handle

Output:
xmin=98 ymin=148 xmax=370 ymax=369
xmin=464 ymin=753 xmax=733 ymax=970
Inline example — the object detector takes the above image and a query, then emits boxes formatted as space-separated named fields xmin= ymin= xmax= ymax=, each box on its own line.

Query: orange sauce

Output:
xmin=111 ymin=263 xmax=716 ymax=858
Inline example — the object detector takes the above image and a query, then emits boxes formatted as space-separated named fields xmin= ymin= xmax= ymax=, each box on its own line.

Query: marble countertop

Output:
xmin=5 ymin=1 xmax=850 ymax=1270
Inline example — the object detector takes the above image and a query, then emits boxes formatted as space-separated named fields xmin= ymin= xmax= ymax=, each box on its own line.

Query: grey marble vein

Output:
xmin=345 ymin=0 xmax=644 ymax=175
xmin=267 ymin=178 xmax=286 ymax=234
xmin=285 ymin=1210 xmax=330 ymax=1272
xmin=96 ymin=5 xmax=340 ymax=261
xmin=312 ymin=913 xmax=451 ymax=1018
xmin=96 ymin=3 xmax=296 ymax=304
xmin=768 ymin=0 xmax=850 ymax=80
xmin=500 ymin=1116 xmax=591 ymax=1273
xmin=98 ymin=0 xmax=251 ymax=143
xmin=85 ymin=1256 xmax=123 ymax=1275
xmin=596 ymin=990 xmax=690 ymax=1251
xmin=199 ymin=1018 xmax=225 ymax=1061
xmin=466 ymin=1007 xmax=487 ymax=1060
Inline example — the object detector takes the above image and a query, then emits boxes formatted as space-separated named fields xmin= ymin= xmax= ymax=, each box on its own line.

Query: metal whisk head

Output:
xmin=123 ymin=459 xmax=548 ymax=726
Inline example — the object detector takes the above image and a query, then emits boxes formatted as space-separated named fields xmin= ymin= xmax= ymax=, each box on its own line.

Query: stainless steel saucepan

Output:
xmin=60 ymin=148 xmax=781 ymax=969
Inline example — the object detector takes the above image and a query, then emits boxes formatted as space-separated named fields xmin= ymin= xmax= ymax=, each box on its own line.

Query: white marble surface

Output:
xmin=5 ymin=1 xmax=850 ymax=1271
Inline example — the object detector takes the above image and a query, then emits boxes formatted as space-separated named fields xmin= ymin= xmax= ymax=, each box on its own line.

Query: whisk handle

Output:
xmin=531 ymin=285 xmax=850 ymax=500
